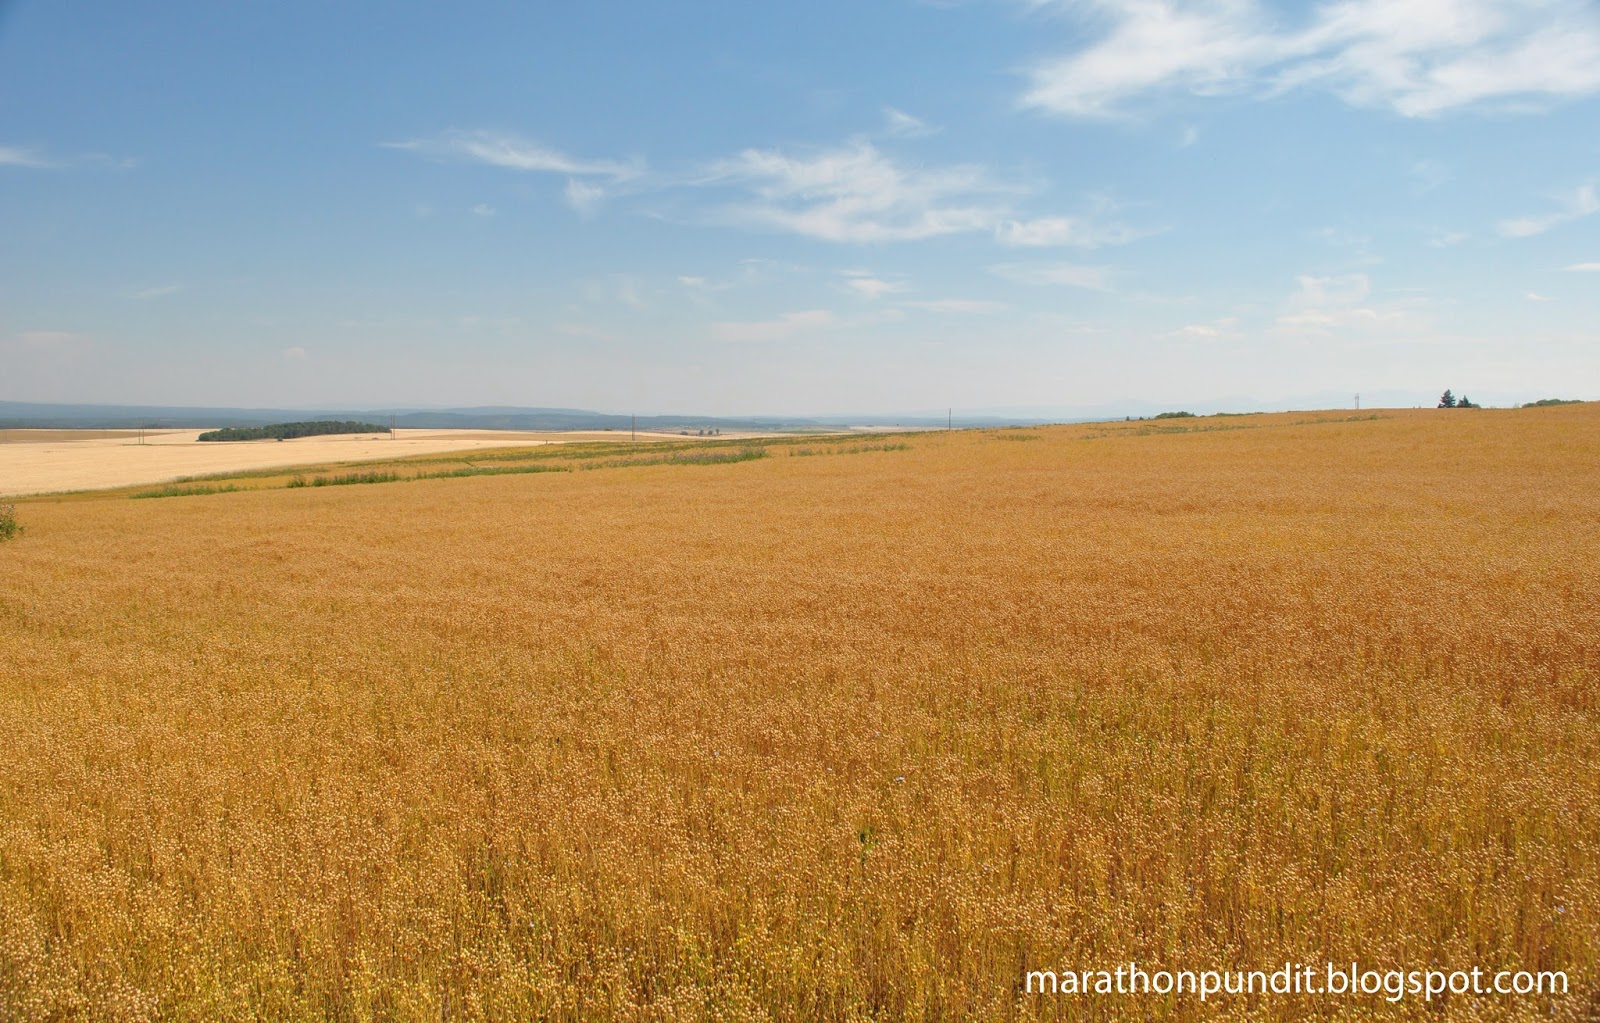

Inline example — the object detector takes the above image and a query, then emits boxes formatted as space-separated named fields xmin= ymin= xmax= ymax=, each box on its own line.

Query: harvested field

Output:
xmin=0 ymin=428 xmax=754 ymax=497
xmin=0 ymin=406 xmax=1596 ymax=1021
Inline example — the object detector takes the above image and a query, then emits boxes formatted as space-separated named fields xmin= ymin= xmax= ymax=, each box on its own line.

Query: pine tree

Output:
xmin=1438 ymin=390 xmax=1457 ymax=408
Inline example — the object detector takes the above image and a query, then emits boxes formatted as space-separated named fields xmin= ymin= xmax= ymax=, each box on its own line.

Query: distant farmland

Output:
xmin=0 ymin=406 xmax=1595 ymax=1021
xmin=0 ymin=427 xmax=762 ymax=497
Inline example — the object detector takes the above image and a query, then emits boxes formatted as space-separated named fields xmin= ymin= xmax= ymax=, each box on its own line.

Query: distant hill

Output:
xmin=0 ymin=400 xmax=1129 ymax=432
xmin=0 ymin=402 xmax=826 ymax=433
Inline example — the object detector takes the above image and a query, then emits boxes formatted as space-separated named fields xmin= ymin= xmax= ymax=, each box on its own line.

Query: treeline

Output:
xmin=197 ymin=421 xmax=389 ymax=442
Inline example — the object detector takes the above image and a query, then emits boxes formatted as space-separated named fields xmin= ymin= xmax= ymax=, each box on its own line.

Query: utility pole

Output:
xmin=1355 ymin=393 xmax=1360 ymax=410
xmin=948 ymin=407 xmax=952 ymax=431
xmin=390 ymin=414 xmax=396 ymax=440
xmin=631 ymin=414 xmax=636 ymax=442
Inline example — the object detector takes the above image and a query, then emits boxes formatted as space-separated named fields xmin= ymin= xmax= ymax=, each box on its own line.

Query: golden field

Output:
xmin=0 ymin=407 xmax=1596 ymax=1021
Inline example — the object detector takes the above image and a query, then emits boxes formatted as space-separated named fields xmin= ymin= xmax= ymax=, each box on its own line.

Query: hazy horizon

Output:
xmin=3 ymin=387 xmax=1572 ymax=423
xmin=3 ymin=0 xmax=1597 ymax=414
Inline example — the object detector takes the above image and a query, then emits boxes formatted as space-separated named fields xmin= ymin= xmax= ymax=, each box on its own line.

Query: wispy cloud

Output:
xmin=1293 ymin=273 xmax=1371 ymax=307
xmin=126 ymin=284 xmax=184 ymax=301
xmin=1498 ymin=184 xmax=1599 ymax=237
xmin=989 ymin=261 xmax=1111 ymax=290
xmin=579 ymin=274 xmax=647 ymax=309
xmin=1167 ymin=316 xmax=1240 ymax=339
xmin=0 ymin=146 xmax=52 ymax=168
xmin=554 ymin=323 xmax=621 ymax=342
xmin=882 ymin=106 xmax=940 ymax=137
xmin=675 ymin=260 xmax=803 ymax=294
xmin=386 ymin=130 xmax=642 ymax=215
xmin=565 ymin=179 xmax=608 ymax=216
xmin=901 ymin=298 xmax=1007 ymax=314
xmin=1023 ymin=0 xmax=1600 ymax=118
xmin=1524 ymin=291 xmax=1552 ymax=302
xmin=703 ymin=140 xmax=1013 ymax=243
xmin=16 ymin=330 xmax=84 ymax=348
xmin=1409 ymin=159 xmax=1450 ymax=193
xmin=995 ymin=214 xmax=1154 ymax=248
xmin=711 ymin=307 xmax=902 ymax=342
xmin=470 ymin=203 xmax=496 ymax=217
xmin=1564 ymin=261 xmax=1600 ymax=271
xmin=712 ymin=309 xmax=840 ymax=342
xmin=0 ymin=144 xmax=135 ymax=170
xmin=385 ymin=130 xmax=641 ymax=178
xmin=842 ymin=270 xmax=909 ymax=299
xmin=1273 ymin=273 xmax=1428 ymax=334
xmin=1428 ymin=230 xmax=1469 ymax=248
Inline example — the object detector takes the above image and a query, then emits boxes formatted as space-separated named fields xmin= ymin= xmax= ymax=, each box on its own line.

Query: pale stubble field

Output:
xmin=0 ymin=408 xmax=1596 ymax=1021
xmin=0 ymin=428 xmax=723 ymax=497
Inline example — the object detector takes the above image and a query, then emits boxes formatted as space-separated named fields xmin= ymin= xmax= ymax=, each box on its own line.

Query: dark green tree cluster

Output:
xmin=1438 ymin=391 xmax=1478 ymax=409
xmin=1522 ymin=398 xmax=1581 ymax=408
xmin=197 ymin=421 xmax=390 ymax=442
xmin=1153 ymin=411 xmax=1196 ymax=419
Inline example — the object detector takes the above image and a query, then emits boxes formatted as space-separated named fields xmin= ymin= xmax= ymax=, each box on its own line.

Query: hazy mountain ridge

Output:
xmin=0 ymin=401 xmax=1064 ymax=432
xmin=0 ymin=402 xmax=818 ymax=432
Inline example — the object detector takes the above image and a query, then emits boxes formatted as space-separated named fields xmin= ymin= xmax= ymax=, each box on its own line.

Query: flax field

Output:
xmin=1 ymin=407 xmax=1596 ymax=1022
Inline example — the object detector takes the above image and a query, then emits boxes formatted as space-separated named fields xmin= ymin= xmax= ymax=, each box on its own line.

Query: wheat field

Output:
xmin=0 ymin=408 xmax=1596 ymax=1021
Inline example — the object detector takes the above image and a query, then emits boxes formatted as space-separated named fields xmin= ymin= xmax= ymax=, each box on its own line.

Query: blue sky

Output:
xmin=2 ymin=0 xmax=1597 ymax=415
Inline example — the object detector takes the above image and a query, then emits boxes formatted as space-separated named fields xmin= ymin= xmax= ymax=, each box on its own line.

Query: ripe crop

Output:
xmin=1 ymin=407 xmax=1596 ymax=1021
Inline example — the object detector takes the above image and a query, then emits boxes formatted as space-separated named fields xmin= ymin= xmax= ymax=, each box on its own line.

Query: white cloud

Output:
xmin=713 ymin=309 xmax=839 ymax=343
xmin=1023 ymin=0 xmax=1600 ymax=118
xmin=0 ymin=145 xmax=135 ymax=171
xmin=126 ymin=284 xmax=183 ymax=301
xmin=1274 ymin=272 xmax=1428 ymax=335
xmin=1023 ymin=0 xmax=1280 ymax=118
xmin=470 ymin=203 xmax=496 ymax=217
xmin=1294 ymin=273 xmax=1371 ymax=306
xmin=1428 ymin=230 xmax=1469 ymax=248
xmin=385 ymin=130 xmax=641 ymax=179
xmin=1564 ymin=262 xmax=1600 ymax=271
xmin=565 ymin=179 xmax=608 ymax=215
xmin=0 ymin=146 xmax=52 ymax=168
xmin=1409 ymin=159 xmax=1450 ymax=192
xmin=704 ymin=140 xmax=1012 ymax=243
xmin=1167 ymin=316 xmax=1240 ymax=338
xmin=989 ymin=261 xmax=1111 ymax=290
xmin=902 ymin=298 xmax=1007 ymax=314
xmin=580 ymin=274 xmax=647 ymax=309
xmin=283 ymin=346 xmax=308 ymax=360
xmin=1498 ymin=184 xmax=1599 ymax=237
xmin=843 ymin=271 xmax=909 ymax=299
xmin=16 ymin=330 xmax=83 ymax=348
xmin=883 ymin=106 xmax=940 ymax=137
xmin=554 ymin=323 xmax=620 ymax=342
xmin=996 ymin=214 xmax=1153 ymax=248
xmin=1524 ymin=291 xmax=1552 ymax=301
xmin=710 ymin=308 xmax=905 ymax=342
